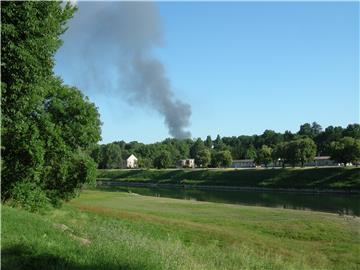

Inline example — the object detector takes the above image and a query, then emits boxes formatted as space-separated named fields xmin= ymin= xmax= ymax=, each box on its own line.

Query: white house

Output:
xmin=305 ymin=156 xmax=337 ymax=167
xmin=178 ymin=159 xmax=195 ymax=168
xmin=126 ymin=154 xmax=138 ymax=168
xmin=231 ymin=159 xmax=255 ymax=168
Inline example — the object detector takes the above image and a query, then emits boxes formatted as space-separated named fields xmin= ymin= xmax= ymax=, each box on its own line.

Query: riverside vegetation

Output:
xmin=2 ymin=189 xmax=360 ymax=270
xmin=2 ymin=2 xmax=101 ymax=210
xmin=91 ymin=124 xmax=360 ymax=170
xmin=97 ymin=167 xmax=360 ymax=190
xmin=2 ymin=2 xmax=360 ymax=270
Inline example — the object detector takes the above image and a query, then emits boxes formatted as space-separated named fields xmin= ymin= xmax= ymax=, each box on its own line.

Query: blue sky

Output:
xmin=54 ymin=2 xmax=359 ymax=144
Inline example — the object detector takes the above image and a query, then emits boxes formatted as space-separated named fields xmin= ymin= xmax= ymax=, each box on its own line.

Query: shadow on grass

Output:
xmin=2 ymin=244 xmax=147 ymax=270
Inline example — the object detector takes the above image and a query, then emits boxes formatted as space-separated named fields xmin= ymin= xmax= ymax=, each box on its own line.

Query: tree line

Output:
xmin=93 ymin=122 xmax=360 ymax=169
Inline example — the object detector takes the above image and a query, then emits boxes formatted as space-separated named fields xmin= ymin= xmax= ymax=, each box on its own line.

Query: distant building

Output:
xmin=178 ymin=159 xmax=195 ymax=168
xmin=231 ymin=159 xmax=255 ymax=168
xmin=126 ymin=154 xmax=138 ymax=168
xmin=305 ymin=156 xmax=337 ymax=167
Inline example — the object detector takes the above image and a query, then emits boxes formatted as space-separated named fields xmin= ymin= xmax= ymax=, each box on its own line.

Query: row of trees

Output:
xmin=1 ymin=2 xmax=102 ymax=210
xmin=93 ymin=123 xmax=360 ymax=169
xmin=91 ymin=143 xmax=234 ymax=169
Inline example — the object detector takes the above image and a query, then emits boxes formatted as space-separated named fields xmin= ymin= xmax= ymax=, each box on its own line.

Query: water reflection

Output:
xmin=98 ymin=186 xmax=360 ymax=216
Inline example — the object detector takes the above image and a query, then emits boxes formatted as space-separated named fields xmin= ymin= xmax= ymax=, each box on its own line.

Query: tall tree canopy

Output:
xmin=255 ymin=145 xmax=272 ymax=167
xmin=330 ymin=137 xmax=360 ymax=166
xmin=293 ymin=138 xmax=317 ymax=167
xmin=211 ymin=150 xmax=233 ymax=168
xmin=153 ymin=151 xmax=172 ymax=169
xmin=195 ymin=149 xmax=211 ymax=167
xmin=190 ymin=138 xmax=205 ymax=160
xmin=1 ymin=2 xmax=101 ymax=209
xmin=92 ymin=121 xmax=360 ymax=169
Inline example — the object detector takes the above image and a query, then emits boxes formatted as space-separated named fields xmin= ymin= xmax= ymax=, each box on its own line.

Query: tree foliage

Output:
xmin=272 ymin=142 xmax=288 ymax=168
xmin=330 ymin=137 xmax=360 ymax=166
xmin=204 ymin=135 xmax=213 ymax=149
xmin=153 ymin=151 xmax=172 ymax=169
xmin=271 ymin=139 xmax=316 ymax=167
xmin=343 ymin=124 xmax=360 ymax=139
xmin=195 ymin=149 xmax=211 ymax=168
xmin=101 ymin=144 xmax=122 ymax=169
xmin=1 ymin=2 xmax=101 ymax=209
xmin=211 ymin=150 xmax=233 ymax=168
xmin=255 ymin=145 xmax=272 ymax=167
xmin=293 ymin=138 xmax=317 ymax=167
xmin=92 ymin=122 xmax=360 ymax=169
xmin=298 ymin=122 xmax=322 ymax=138
xmin=190 ymin=138 xmax=205 ymax=160
xmin=245 ymin=145 xmax=257 ymax=160
xmin=213 ymin=135 xmax=228 ymax=151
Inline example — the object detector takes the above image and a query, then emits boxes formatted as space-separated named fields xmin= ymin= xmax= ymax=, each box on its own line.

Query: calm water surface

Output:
xmin=100 ymin=186 xmax=360 ymax=216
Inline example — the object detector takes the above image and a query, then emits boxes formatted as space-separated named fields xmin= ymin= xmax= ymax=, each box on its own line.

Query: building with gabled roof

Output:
xmin=126 ymin=154 xmax=138 ymax=168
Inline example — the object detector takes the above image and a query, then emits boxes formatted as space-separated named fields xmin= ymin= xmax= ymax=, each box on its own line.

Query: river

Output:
xmin=97 ymin=186 xmax=360 ymax=216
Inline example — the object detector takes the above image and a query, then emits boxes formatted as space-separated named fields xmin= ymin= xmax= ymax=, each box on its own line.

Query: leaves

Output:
xmin=1 ymin=2 xmax=101 ymax=208
xmin=330 ymin=137 xmax=360 ymax=165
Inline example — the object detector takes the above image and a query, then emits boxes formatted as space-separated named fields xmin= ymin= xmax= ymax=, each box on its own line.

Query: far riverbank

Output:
xmin=97 ymin=167 xmax=360 ymax=193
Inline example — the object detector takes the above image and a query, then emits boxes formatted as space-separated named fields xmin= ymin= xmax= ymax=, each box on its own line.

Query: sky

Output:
xmin=54 ymin=1 xmax=359 ymax=144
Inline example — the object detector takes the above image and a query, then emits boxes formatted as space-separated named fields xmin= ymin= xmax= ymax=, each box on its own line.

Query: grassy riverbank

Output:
xmin=97 ymin=167 xmax=360 ymax=190
xmin=2 ymin=189 xmax=360 ymax=270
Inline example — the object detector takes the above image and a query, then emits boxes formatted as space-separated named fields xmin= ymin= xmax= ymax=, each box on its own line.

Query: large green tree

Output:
xmin=211 ymin=150 xmax=233 ymax=168
xmin=330 ymin=137 xmax=360 ymax=166
xmin=98 ymin=143 xmax=122 ymax=169
xmin=315 ymin=126 xmax=344 ymax=155
xmin=272 ymin=142 xmax=288 ymax=168
xmin=245 ymin=145 xmax=257 ymax=160
xmin=195 ymin=149 xmax=211 ymax=167
xmin=1 ymin=2 xmax=101 ymax=207
xmin=190 ymin=138 xmax=205 ymax=160
xmin=294 ymin=138 xmax=317 ymax=167
xmin=255 ymin=145 xmax=272 ymax=167
xmin=153 ymin=151 xmax=172 ymax=169
xmin=276 ymin=138 xmax=316 ymax=167
xmin=260 ymin=130 xmax=282 ymax=147
xmin=213 ymin=135 xmax=228 ymax=151
xmin=204 ymin=135 xmax=213 ymax=149
xmin=343 ymin=124 xmax=360 ymax=139
xmin=298 ymin=122 xmax=322 ymax=138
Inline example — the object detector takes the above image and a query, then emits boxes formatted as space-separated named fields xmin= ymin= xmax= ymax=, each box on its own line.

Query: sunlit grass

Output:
xmin=2 ymin=189 xmax=360 ymax=269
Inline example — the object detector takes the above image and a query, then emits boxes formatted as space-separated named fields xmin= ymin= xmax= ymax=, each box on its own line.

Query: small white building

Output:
xmin=305 ymin=156 xmax=337 ymax=167
xmin=178 ymin=159 xmax=195 ymax=168
xmin=126 ymin=154 xmax=138 ymax=168
xmin=232 ymin=159 xmax=255 ymax=168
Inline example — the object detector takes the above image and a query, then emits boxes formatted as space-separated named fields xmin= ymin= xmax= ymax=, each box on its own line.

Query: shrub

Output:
xmin=8 ymin=181 xmax=50 ymax=213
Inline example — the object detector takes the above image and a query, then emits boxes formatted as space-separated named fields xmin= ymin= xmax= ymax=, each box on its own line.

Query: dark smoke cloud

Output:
xmin=60 ymin=2 xmax=191 ymax=138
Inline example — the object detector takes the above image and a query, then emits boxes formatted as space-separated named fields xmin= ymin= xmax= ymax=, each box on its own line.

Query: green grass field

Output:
xmin=97 ymin=167 xmax=360 ymax=190
xmin=2 ymin=189 xmax=360 ymax=269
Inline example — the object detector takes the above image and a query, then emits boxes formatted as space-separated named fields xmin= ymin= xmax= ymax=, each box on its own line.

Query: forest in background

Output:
xmin=92 ymin=122 xmax=360 ymax=169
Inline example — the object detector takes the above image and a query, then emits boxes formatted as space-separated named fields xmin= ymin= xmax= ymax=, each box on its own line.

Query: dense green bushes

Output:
xmin=1 ymin=2 xmax=101 ymax=211
xmin=8 ymin=182 xmax=50 ymax=213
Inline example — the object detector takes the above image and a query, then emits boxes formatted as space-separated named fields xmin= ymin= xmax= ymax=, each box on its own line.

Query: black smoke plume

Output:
xmin=60 ymin=2 xmax=191 ymax=138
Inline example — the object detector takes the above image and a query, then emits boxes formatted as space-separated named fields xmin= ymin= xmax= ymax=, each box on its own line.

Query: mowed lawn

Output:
xmin=2 ymin=190 xmax=360 ymax=270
